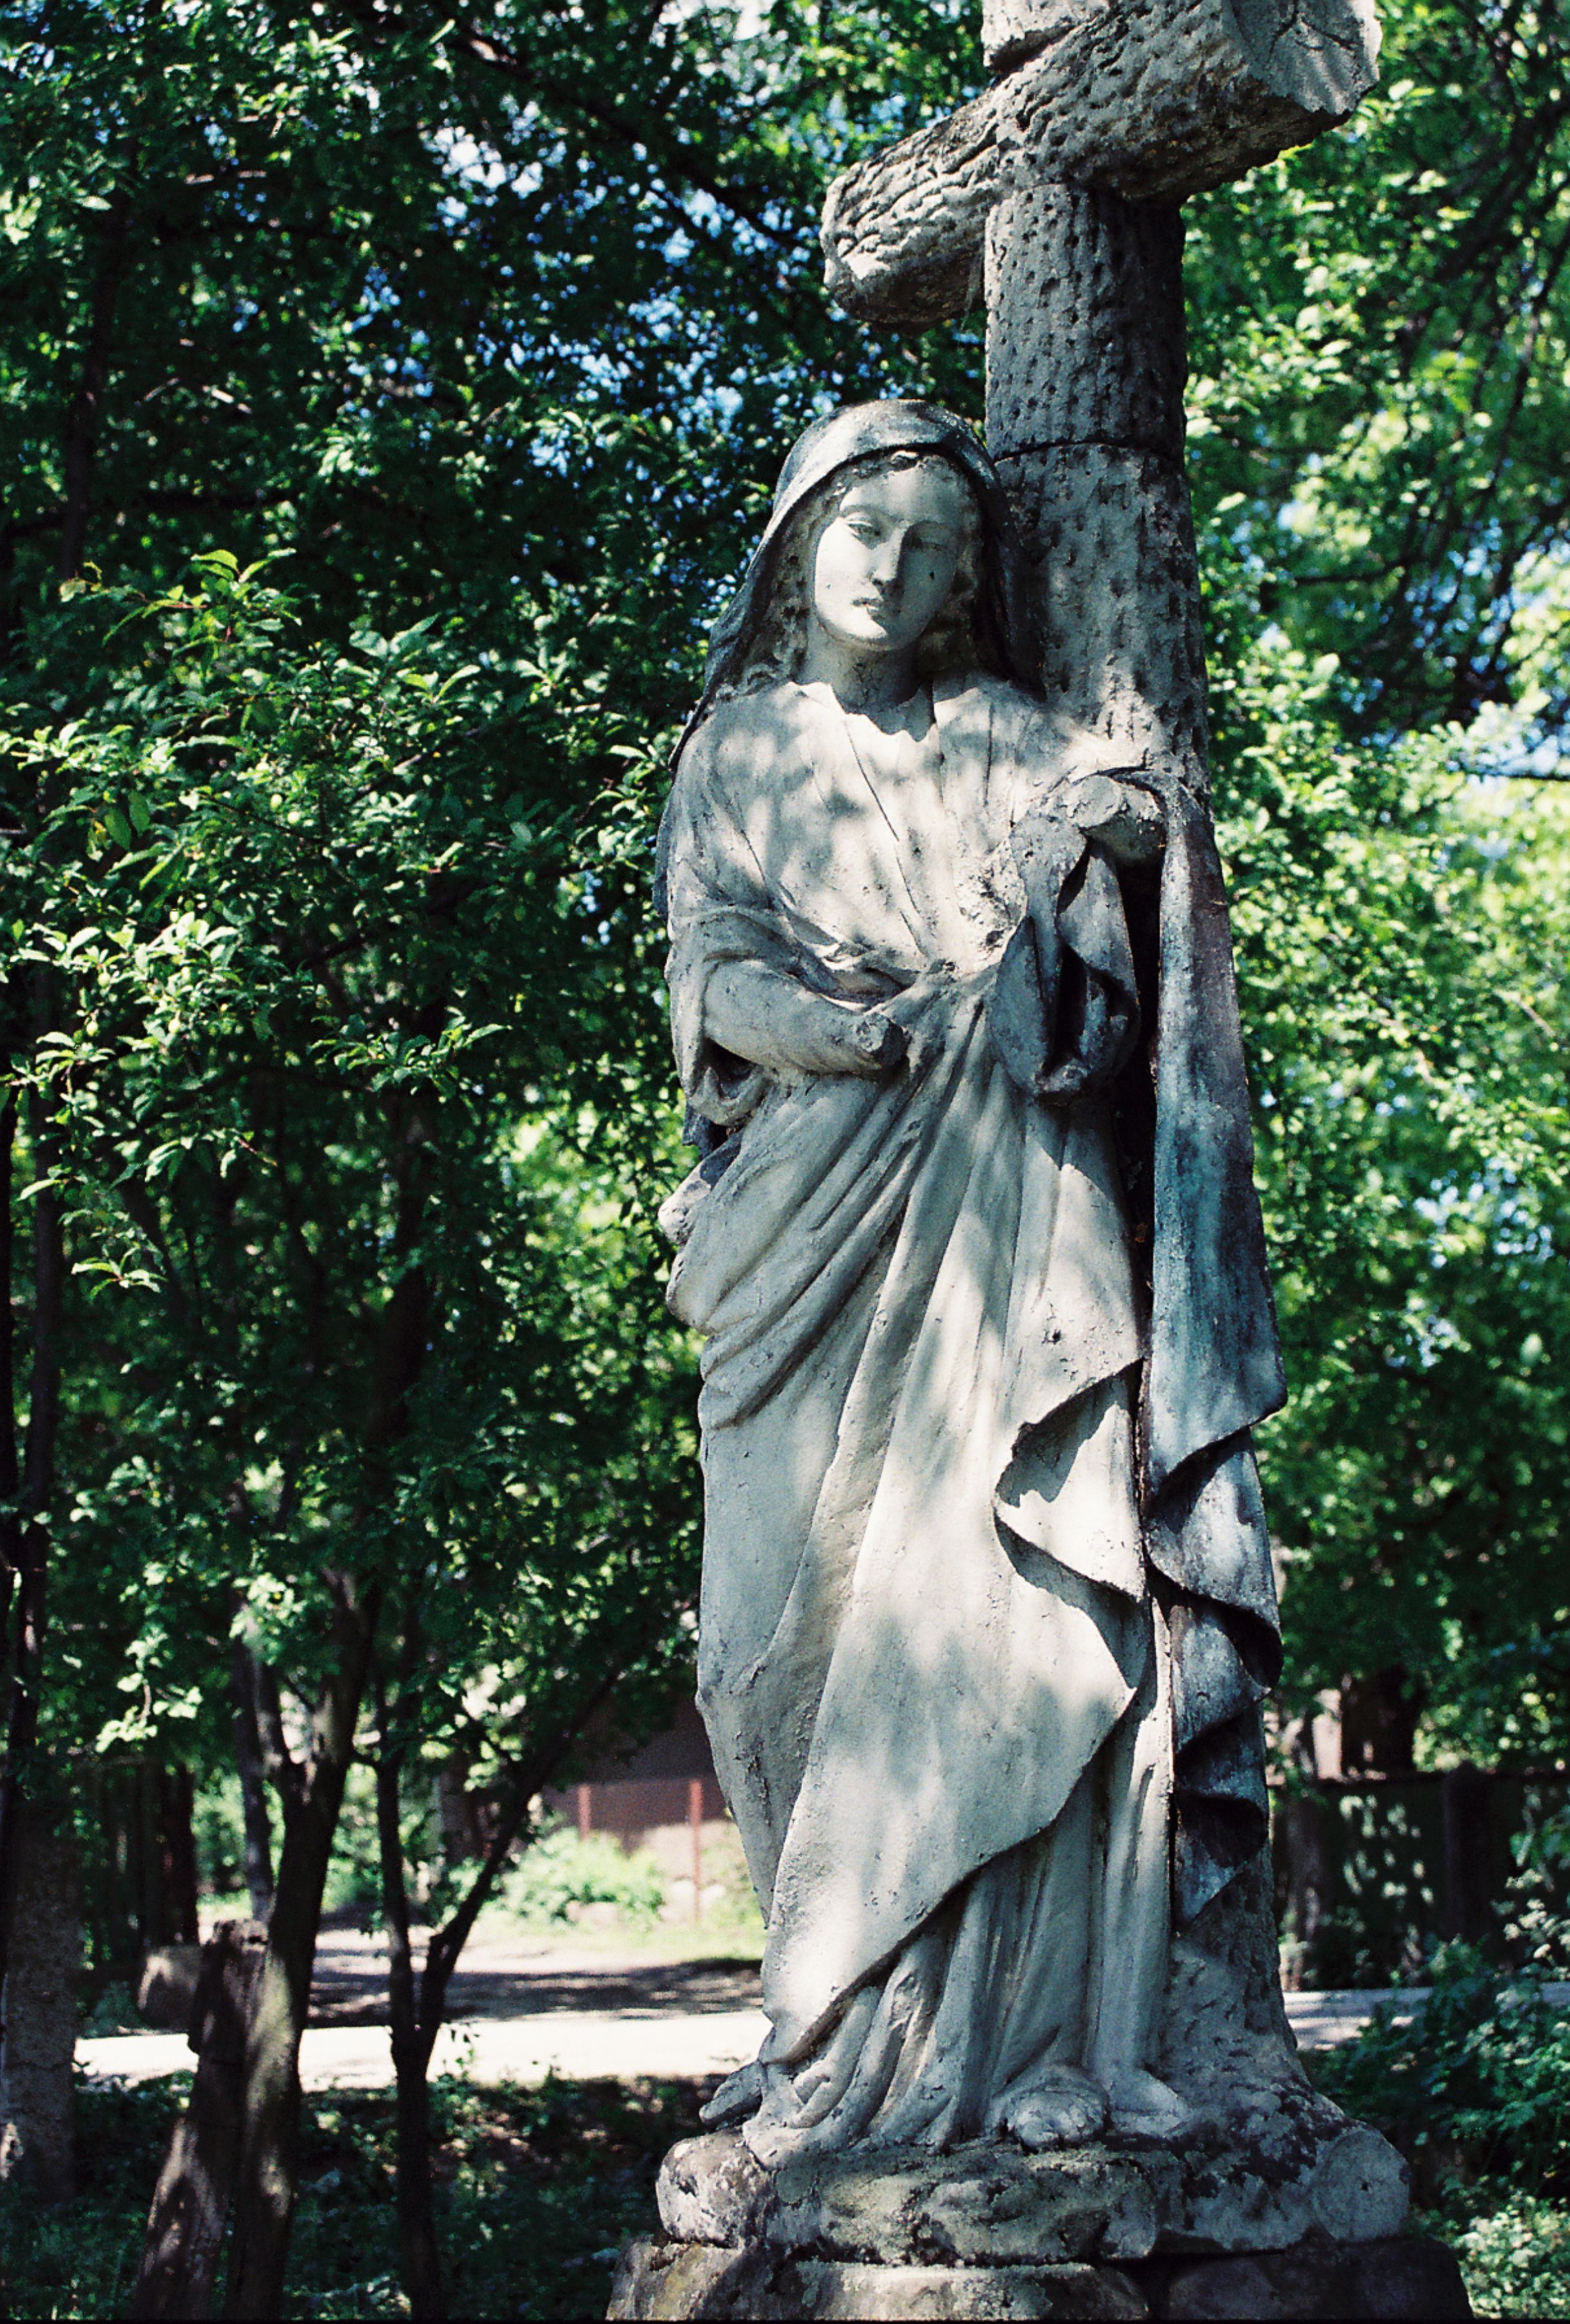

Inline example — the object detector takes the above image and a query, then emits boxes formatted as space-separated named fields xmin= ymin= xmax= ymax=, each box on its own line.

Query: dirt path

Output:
xmin=79 ymin=1934 xmax=1569 ymax=2092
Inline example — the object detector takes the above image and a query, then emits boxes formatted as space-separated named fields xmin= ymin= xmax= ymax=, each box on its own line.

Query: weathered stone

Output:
xmin=918 ymin=2153 xmax=1159 ymax=2267
xmin=659 ymin=2132 xmax=1158 ymax=2263
xmin=609 ymin=2241 xmax=1149 ymax=2320
xmin=625 ymin=0 xmax=1474 ymax=2296
xmin=653 ymin=2120 xmax=1409 ymax=2268
xmin=658 ymin=2129 xmax=774 ymax=2248
xmin=996 ymin=438 xmax=1208 ymax=780
xmin=1158 ymin=1857 xmax=1307 ymax=2112
xmin=1308 ymin=2127 xmax=1413 ymax=2245
xmin=981 ymin=179 xmax=1211 ymax=780
xmin=609 ymin=2236 xmax=1472 ymax=2319
xmin=609 ymin=2239 xmax=781 ymax=2322
xmin=821 ymin=0 xmax=1380 ymax=328
xmin=985 ymin=187 xmax=1187 ymax=462
xmin=1147 ymin=2235 xmax=1473 ymax=2319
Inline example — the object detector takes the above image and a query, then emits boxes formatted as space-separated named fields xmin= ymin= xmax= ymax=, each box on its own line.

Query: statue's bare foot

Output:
xmin=1105 ymin=2067 xmax=1196 ymax=2140
xmin=1000 ymin=2066 xmax=1109 ymax=2150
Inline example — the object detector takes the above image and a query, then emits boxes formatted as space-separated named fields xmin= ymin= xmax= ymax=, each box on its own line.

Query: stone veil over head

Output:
xmin=689 ymin=399 xmax=1039 ymax=717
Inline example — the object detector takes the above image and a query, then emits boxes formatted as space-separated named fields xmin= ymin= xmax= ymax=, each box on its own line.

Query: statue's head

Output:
xmin=748 ymin=447 xmax=981 ymax=693
xmin=690 ymin=401 xmax=1034 ymax=727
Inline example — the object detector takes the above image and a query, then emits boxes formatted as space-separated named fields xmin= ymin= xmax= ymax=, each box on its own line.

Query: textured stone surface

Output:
xmin=608 ymin=2236 xmax=1471 ymax=2319
xmin=658 ymin=2132 xmax=1158 ymax=2263
xmin=982 ymin=0 xmax=1380 ymax=86
xmin=652 ymin=2113 xmax=1409 ymax=2267
xmin=1151 ymin=2236 xmax=1473 ymax=2319
xmin=609 ymin=2241 xmax=1148 ymax=2319
xmin=985 ymin=187 xmax=1187 ymax=461
xmin=983 ymin=187 xmax=1209 ymax=783
xmin=821 ymin=0 xmax=1380 ymax=328
xmin=1155 ymin=1858 xmax=1337 ymax=2200
xmin=998 ymin=441 xmax=1207 ymax=778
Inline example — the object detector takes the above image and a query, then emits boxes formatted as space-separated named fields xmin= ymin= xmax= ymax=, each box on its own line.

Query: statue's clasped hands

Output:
xmin=843 ymin=779 xmax=1165 ymax=1079
xmin=851 ymin=962 xmax=995 ymax=1080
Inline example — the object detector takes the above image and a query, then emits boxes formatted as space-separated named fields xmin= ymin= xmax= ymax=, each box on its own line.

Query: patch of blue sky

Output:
xmin=352 ymin=265 xmax=402 ymax=321
xmin=430 ymin=121 xmax=549 ymax=204
xmin=1415 ymin=1176 xmax=1556 ymax=1255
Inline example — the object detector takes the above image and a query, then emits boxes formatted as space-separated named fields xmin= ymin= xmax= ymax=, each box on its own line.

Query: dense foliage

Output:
xmin=3 ymin=0 xmax=1569 ymax=2303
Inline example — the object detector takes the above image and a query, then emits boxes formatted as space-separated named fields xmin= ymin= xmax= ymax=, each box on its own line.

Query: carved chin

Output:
xmin=823 ymin=610 xmax=903 ymax=647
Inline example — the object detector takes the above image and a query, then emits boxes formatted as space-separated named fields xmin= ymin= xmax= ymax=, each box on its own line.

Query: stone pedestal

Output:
xmin=607 ymin=2118 xmax=1473 ymax=2321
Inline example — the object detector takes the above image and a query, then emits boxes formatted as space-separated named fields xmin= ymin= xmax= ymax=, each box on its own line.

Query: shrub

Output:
xmin=1453 ymin=2194 xmax=1570 ymax=2321
xmin=1314 ymin=1943 xmax=1570 ymax=2197
xmin=501 ymin=1824 xmax=665 ymax=1928
xmin=1311 ymin=1935 xmax=1570 ymax=2319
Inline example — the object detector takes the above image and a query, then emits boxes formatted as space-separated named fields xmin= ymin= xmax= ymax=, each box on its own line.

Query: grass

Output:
xmin=1 ymin=2072 xmax=711 ymax=2319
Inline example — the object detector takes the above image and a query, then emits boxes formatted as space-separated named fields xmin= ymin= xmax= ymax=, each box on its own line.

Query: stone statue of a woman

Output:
xmin=656 ymin=401 xmax=1286 ymax=2167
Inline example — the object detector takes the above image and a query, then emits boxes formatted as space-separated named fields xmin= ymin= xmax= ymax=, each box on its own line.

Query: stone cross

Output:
xmin=820 ymin=0 xmax=1381 ymax=787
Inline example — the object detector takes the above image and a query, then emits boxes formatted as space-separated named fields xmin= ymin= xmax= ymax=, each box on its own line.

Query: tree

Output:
xmin=5 ymin=0 xmax=1570 ymax=2305
xmin=3 ymin=0 xmax=976 ymax=2296
xmin=1181 ymin=0 xmax=1570 ymax=1757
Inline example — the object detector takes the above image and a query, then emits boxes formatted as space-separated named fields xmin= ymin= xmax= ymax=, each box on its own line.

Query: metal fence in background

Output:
xmin=1273 ymin=1768 xmax=1570 ymax=1988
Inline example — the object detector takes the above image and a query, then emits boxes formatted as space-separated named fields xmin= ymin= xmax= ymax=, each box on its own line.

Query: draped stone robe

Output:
xmin=658 ymin=671 xmax=1283 ymax=2159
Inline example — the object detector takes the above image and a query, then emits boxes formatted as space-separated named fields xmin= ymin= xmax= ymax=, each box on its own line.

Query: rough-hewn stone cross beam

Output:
xmin=820 ymin=0 xmax=1381 ymax=786
xmin=824 ymin=0 xmax=1381 ymax=330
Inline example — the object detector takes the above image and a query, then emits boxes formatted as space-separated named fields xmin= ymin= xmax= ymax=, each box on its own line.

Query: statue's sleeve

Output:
xmin=656 ymin=725 xmax=807 ymax=1128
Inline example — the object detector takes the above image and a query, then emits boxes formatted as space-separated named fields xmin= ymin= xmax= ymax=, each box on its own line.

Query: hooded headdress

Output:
xmin=681 ymin=401 xmax=1037 ymax=758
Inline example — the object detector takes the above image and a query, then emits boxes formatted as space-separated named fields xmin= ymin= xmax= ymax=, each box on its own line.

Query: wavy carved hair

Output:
xmin=712 ymin=450 xmax=984 ymax=704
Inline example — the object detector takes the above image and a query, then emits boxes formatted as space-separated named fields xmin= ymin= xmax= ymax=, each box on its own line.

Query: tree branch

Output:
xmin=59 ymin=188 xmax=134 ymax=583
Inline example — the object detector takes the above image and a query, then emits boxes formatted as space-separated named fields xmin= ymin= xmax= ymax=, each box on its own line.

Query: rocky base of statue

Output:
xmin=606 ymin=2096 xmax=1473 ymax=2321
xmin=609 ymin=2237 xmax=1470 ymax=2320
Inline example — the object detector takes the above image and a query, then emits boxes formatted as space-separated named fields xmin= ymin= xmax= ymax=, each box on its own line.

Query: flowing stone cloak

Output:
xmin=658 ymin=668 xmax=1284 ymax=2069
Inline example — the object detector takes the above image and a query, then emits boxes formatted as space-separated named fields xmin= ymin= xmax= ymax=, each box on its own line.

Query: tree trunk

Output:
xmin=130 ymin=1921 xmax=267 ymax=2321
xmin=1341 ymin=1665 xmax=1424 ymax=1777
xmin=392 ymin=2054 xmax=443 ymax=2318
xmin=0 ymin=1800 xmax=81 ymax=2204
xmin=225 ymin=1096 xmax=431 ymax=2314
xmin=377 ymin=1726 xmax=445 ymax=2318
xmin=57 ymin=188 xmax=132 ymax=584
xmin=221 ymin=1579 xmax=379 ymax=2321
xmin=0 ymin=1074 xmax=66 ymax=2049
xmin=159 ymin=1768 xmax=200 ymax=1946
xmin=1274 ymin=1788 xmax=1334 ymax=1991
xmin=0 ymin=172 xmax=130 ymax=2214
xmin=228 ymin=1643 xmax=275 ymax=1923
xmin=1442 ymin=1761 xmax=1496 ymax=1947
xmin=368 ymin=1657 xmax=629 ymax=2318
xmin=0 ymin=1089 xmax=17 ymax=1643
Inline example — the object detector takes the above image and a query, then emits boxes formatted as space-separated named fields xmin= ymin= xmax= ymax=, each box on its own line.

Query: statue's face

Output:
xmin=809 ymin=460 xmax=969 ymax=660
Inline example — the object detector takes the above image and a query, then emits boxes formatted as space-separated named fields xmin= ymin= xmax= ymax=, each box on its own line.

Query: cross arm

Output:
xmin=821 ymin=0 xmax=1380 ymax=330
